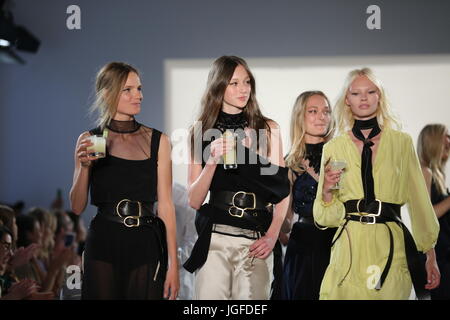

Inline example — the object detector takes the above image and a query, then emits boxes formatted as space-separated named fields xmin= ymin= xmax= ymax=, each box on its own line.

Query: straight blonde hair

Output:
xmin=417 ymin=124 xmax=448 ymax=194
xmin=334 ymin=67 xmax=400 ymax=133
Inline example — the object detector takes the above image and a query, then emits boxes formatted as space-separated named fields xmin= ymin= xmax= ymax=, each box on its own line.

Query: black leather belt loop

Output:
xmin=209 ymin=191 xmax=273 ymax=231
xmin=97 ymin=199 xmax=156 ymax=228
xmin=334 ymin=199 xmax=429 ymax=300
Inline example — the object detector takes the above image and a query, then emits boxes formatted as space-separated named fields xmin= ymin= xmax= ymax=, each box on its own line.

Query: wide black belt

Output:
xmin=209 ymin=191 xmax=273 ymax=231
xmin=96 ymin=199 xmax=168 ymax=277
xmin=97 ymin=199 xmax=158 ymax=228
xmin=334 ymin=199 xmax=429 ymax=300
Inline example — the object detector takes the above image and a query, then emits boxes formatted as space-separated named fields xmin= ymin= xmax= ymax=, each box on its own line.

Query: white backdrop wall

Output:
xmin=166 ymin=54 xmax=450 ymax=299
xmin=166 ymin=55 xmax=450 ymax=188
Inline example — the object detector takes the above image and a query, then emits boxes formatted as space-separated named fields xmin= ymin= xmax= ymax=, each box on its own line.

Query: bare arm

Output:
xmin=187 ymin=137 xmax=233 ymax=210
xmin=69 ymin=132 xmax=95 ymax=215
xmin=422 ymin=166 xmax=450 ymax=219
xmin=280 ymin=170 xmax=295 ymax=234
xmin=155 ymin=134 xmax=179 ymax=300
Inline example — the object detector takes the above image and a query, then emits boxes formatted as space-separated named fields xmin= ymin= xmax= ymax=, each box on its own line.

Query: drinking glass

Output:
xmin=329 ymin=159 xmax=346 ymax=189
xmin=222 ymin=130 xmax=237 ymax=170
xmin=86 ymin=135 xmax=106 ymax=158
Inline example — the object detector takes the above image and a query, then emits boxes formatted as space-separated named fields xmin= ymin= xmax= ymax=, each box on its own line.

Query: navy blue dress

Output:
xmin=282 ymin=143 xmax=336 ymax=300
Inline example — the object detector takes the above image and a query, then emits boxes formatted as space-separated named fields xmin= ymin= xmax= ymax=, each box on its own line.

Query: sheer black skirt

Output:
xmin=81 ymin=215 xmax=166 ymax=300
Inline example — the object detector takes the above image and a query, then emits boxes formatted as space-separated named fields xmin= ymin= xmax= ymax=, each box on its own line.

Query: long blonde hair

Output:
xmin=334 ymin=67 xmax=400 ymax=133
xmin=91 ymin=62 xmax=140 ymax=129
xmin=285 ymin=91 xmax=335 ymax=173
xmin=190 ymin=56 xmax=272 ymax=161
xmin=417 ymin=124 xmax=448 ymax=194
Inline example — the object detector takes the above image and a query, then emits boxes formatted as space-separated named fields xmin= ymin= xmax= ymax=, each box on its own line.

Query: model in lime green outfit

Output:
xmin=313 ymin=68 xmax=440 ymax=300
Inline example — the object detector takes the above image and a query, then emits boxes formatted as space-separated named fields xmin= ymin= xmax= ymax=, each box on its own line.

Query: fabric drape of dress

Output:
xmin=313 ymin=128 xmax=439 ymax=299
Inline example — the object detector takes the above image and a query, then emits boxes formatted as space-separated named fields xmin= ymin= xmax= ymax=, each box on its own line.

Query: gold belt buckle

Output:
xmin=228 ymin=191 xmax=256 ymax=218
xmin=116 ymin=199 xmax=142 ymax=227
xmin=123 ymin=216 xmax=140 ymax=228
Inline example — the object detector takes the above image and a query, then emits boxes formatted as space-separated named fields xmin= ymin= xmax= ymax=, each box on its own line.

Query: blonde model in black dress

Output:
xmin=70 ymin=62 xmax=179 ymax=299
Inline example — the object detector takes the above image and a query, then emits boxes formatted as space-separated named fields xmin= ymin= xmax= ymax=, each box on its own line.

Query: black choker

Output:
xmin=107 ymin=119 xmax=141 ymax=133
xmin=215 ymin=110 xmax=248 ymax=132
xmin=353 ymin=117 xmax=379 ymax=130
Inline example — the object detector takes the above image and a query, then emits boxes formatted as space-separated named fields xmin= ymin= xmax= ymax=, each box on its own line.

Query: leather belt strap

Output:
xmin=332 ymin=199 xmax=429 ymax=300
xmin=209 ymin=191 xmax=272 ymax=232
xmin=97 ymin=200 xmax=156 ymax=227
xmin=210 ymin=191 xmax=270 ymax=211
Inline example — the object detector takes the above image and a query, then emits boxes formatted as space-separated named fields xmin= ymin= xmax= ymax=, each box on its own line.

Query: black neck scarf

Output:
xmin=352 ymin=117 xmax=381 ymax=206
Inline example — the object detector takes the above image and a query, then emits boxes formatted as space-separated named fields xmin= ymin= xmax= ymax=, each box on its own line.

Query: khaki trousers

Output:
xmin=194 ymin=224 xmax=274 ymax=300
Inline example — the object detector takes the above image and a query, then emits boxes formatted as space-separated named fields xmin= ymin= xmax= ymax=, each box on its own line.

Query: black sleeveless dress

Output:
xmin=81 ymin=123 xmax=166 ymax=300
xmin=430 ymin=181 xmax=450 ymax=300
xmin=282 ymin=143 xmax=336 ymax=300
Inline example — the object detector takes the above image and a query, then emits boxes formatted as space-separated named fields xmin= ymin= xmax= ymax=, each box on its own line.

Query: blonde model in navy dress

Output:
xmin=281 ymin=91 xmax=336 ymax=300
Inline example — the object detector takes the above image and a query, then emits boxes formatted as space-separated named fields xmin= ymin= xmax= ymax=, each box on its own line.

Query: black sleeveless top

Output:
xmin=88 ymin=127 xmax=161 ymax=205
xmin=184 ymin=113 xmax=290 ymax=272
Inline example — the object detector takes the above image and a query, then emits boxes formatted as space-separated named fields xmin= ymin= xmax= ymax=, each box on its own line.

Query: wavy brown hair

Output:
xmin=190 ymin=56 xmax=272 ymax=161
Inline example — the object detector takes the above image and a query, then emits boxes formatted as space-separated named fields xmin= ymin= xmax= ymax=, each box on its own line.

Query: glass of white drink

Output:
xmin=329 ymin=159 xmax=346 ymax=190
xmin=223 ymin=130 xmax=237 ymax=170
xmin=87 ymin=135 xmax=106 ymax=158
